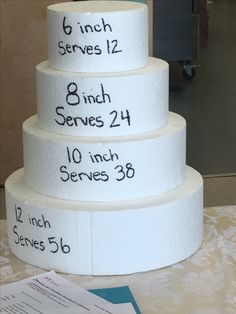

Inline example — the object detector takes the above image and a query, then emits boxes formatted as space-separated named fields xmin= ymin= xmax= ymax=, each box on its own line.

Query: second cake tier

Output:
xmin=37 ymin=58 xmax=169 ymax=137
xmin=23 ymin=112 xmax=186 ymax=201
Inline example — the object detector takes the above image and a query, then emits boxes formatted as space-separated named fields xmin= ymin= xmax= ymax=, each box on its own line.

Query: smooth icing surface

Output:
xmin=47 ymin=1 xmax=148 ymax=72
xmin=37 ymin=58 xmax=169 ymax=136
xmin=23 ymin=113 xmax=186 ymax=201
xmin=5 ymin=166 xmax=203 ymax=275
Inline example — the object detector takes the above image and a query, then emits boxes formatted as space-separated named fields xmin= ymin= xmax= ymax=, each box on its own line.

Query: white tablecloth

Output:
xmin=1 ymin=206 xmax=236 ymax=313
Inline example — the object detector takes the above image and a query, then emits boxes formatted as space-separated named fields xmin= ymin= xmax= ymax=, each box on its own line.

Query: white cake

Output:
xmin=5 ymin=1 xmax=203 ymax=275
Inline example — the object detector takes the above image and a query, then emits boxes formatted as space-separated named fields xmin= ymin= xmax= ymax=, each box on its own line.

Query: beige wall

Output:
xmin=0 ymin=0 xmax=69 ymax=184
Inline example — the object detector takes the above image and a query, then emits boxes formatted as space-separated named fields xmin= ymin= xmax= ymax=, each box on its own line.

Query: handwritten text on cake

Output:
xmin=54 ymin=82 xmax=131 ymax=129
xmin=12 ymin=205 xmax=71 ymax=254
xmin=59 ymin=147 xmax=135 ymax=183
xmin=58 ymin=17 xmax=122 ymax=56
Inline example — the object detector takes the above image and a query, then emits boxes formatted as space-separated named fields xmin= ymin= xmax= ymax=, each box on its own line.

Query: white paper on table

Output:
xmin=0 ymin=271 xmax=135 ymax=314
xmin=49 ymin=303 xmax=136 ymax=314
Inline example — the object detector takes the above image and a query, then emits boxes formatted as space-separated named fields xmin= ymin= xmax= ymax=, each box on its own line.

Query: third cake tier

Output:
xmin=23 ymin=112 xmax=186 ymax=201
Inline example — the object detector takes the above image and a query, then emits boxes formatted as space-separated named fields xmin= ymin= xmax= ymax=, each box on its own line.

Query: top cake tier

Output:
xmin=47 ymin=1 xmax=148 ymax=73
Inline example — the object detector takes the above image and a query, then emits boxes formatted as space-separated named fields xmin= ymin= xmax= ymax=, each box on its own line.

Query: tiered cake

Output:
xmin=5 ymin=1 xmax=203 ymax=275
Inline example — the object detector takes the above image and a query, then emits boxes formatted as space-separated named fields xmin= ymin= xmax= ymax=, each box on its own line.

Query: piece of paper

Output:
xmin=0 ymin=271 xmax=135 ymax=314
xmin=48 ymin=303 xmax=136 ymax=314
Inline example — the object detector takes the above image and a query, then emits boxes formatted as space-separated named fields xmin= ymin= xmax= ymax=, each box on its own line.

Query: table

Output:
xmin=1 ymin=206 xmax=236 ymax=313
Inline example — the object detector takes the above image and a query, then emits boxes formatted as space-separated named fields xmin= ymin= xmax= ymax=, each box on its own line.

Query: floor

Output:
xmin=0 ymin=0 xmax=235 ymax=220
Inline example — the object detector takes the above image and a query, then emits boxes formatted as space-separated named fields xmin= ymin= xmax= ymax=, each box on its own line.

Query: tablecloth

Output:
xmin=1 ymin=206 xmax=236 ymax=313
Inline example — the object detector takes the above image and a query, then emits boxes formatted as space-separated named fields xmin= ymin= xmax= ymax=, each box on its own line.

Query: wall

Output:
xmin=0 ymin=0 xmax=69 ymax=184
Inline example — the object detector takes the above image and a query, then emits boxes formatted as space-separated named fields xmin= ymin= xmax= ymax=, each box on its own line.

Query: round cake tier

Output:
xmin=5 ymin=166 xmax=203 ymax=275
xmin=47 ymin=1 xmax=148 ymax=72
xmin=37 ymin=58 xmax=169 ymax=137
xmin=23 ymin=112 xmax=186 ymax=202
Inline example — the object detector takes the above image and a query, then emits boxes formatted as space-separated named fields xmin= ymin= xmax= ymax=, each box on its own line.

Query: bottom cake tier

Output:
xmin=5 ymin=166 xmax=203 ymax=275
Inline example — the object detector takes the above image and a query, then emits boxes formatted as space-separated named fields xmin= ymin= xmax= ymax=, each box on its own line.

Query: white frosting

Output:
xmin=23 ymin=113 xmax=186 ymax=202
xmin=36 ymin=58 xmax=169 ymax=136
xmin=5 ymin=166 xmax=203 ymax=275
xmin=47 ymin=1 xmax=148 ymax=72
